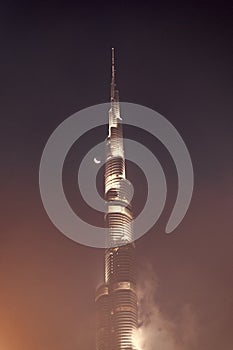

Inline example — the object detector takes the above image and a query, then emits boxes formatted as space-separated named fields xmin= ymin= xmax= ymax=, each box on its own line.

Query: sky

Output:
xmin=1 ymin=1 xmax=232 ymax=349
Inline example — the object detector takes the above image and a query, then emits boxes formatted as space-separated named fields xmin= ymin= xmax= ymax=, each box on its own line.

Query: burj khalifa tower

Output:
xmin=95 ymin=49 xmax=138 ymax=350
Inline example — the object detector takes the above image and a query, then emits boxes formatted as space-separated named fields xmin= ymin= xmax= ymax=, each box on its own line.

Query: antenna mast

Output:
xmin=111 ymin=47 xmax=115 ymax=101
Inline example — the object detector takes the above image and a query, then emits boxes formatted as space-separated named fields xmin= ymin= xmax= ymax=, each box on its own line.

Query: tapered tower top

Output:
xmin=111 ymin=48 xmax=116 ymax=102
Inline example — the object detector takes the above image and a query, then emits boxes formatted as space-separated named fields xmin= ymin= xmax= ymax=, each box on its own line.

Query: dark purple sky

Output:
xmin=1 ymin=1 xmax=232 ymax=349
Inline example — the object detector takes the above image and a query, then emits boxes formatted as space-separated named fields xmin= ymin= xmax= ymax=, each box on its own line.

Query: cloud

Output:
xmin=134 ymin=263 xmax=197 ymax=350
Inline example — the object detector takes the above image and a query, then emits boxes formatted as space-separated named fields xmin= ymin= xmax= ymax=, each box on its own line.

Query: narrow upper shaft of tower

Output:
xmin=111 ymin=48 xmax=115 ymax=101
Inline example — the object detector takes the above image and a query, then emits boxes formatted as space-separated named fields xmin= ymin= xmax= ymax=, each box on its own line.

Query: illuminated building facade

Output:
xmin=95 ymin=49 xmax=138 ymax=350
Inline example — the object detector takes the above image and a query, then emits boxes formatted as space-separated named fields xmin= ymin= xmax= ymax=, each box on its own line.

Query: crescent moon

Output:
xmin=94 ymin=157 xmax=101 ymax=164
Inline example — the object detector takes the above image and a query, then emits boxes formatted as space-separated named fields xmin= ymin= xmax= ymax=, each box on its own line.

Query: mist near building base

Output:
xmin=134 ymin=264 xmax=197 ymax=350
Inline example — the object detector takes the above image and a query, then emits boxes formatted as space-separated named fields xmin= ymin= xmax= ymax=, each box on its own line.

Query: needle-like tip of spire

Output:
xmin=111 ymin=48 xmax=115 ymax=78
xmin=111 ymin=48 xmax=115 ymax=101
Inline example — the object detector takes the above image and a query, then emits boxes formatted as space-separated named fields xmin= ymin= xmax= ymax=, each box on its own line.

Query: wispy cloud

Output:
xmin=134 ymin=263 xmax=197 ymax=350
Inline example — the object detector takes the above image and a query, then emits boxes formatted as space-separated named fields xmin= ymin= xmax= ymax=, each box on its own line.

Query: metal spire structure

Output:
xmin=95 ymin=49 xmax=138 ymax=350
xmin=111 ymin=47 xmax=115 ymax=102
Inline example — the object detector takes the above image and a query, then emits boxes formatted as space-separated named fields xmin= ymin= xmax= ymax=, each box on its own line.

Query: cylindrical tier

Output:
xmin=95 ymin=284 xmax=111 ymax=350
xmin=105 ymin=244 xmax=136 ymax=285
xmin=111 ymin=287 xmax=138 ymax=350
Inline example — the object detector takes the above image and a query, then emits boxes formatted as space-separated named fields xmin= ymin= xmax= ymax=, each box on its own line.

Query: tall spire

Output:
xmin=111 ymin=47 xmax=115 ymax=101
xmin=96 ymin=49 xmax=138 ymax=350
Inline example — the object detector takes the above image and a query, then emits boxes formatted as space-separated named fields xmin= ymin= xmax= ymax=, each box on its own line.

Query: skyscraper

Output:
xmin=95 ymin=49 xmax=138 ymax=350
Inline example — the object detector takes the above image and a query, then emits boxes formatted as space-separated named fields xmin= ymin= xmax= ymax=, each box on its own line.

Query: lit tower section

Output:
xmin=96 ymin=48 xmax=138 ymax=350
